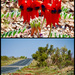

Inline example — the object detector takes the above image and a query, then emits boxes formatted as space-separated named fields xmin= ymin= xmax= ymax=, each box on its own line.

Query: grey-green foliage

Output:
xmin=32 ymin=44 xmax=73 ymax=68
xmin=32 ymin=44 xmax=49 ymax=67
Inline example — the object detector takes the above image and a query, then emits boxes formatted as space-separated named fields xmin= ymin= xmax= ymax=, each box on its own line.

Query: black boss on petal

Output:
xmin=35 ymin=7 xmax=40 ymax=10
xmin=41 ymin=5 xmax=46 ymax=12
xmin=51 ymin=8 xmax=57 ymax=14
xmin=58 ymin=9 xmax=62 ymax=13
xmin=27 ymin=7 xmax=33 ymax=12
xmin=20 ymin=5 xmax=23 ymax=10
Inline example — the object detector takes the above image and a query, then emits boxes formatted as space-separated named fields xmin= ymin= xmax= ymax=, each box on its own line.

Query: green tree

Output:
xmin=68 ymin=50 xmax=71 ymax=60
xmin=60 ymin=46 xmax=67 ymax=61
xmin=20 ymin=56 xmax=27 ymax=59
xmin=32 ymin=44 xmax=48 ymax=67
xmin=47 ymin=45 xmax=54 ymax=56
xmin=1 ymin=56 xmax=9 ymax=60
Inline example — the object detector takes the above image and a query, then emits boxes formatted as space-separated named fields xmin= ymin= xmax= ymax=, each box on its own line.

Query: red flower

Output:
xmin=30 ymin=0 xmax=42 ymax=19
xmin=41 ymin=0 xmax=61 ymax=27
xmin=50 ymin=0 xmax=57 ymax=27
xmin=18 ymin=0 xmax=42 ymax=24
xmin=56 ymin=0 xmax=61 ymax=25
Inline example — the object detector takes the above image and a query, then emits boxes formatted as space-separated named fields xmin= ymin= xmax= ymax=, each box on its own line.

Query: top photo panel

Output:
xmin=1 ymin=0 xmax=74 ymax=38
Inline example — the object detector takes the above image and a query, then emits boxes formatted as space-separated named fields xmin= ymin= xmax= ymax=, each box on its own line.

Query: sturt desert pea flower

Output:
xmin=45 ymin=0 xmax=61 ymax=27
xmin=56 ymin=0 xmax=62 ymax=25
xmin=30 ymin=0 xmax=42 ymax=19
xmin=50 ymin=0 xmax=57 ymax=27
xmin=40 ymin=0 xmax=50 ymax=16
xmin=18 ymin=0 xmax=42 ymax=24
xmin=40 ymin=0 xmax=58 ymax=27
xmin=18 ymin=0 xmax=33 ymax=23
xmin=18 ymin=0 xmax=25 ymax=6
xmin=40 ymin=0 xmax=52 ymax=27
xmin=18 ymin=0 xmax=27 ymax=18
xmin=26 ymin=0 xmax=33 ymax=23
xmin=26 ymin=0 xmax=42 ymax=23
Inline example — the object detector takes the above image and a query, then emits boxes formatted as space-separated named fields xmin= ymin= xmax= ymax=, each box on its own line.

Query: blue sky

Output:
xmin=1 ymin=39 xmax=74 ymax=58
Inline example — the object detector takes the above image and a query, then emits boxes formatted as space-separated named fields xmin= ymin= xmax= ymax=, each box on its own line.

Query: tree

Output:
xmin=68 ymin=50 xmax=71 ymax=60
xmin=32 ymin=44 xmax=73 ymax=68
xmin=47 ymin=45 xmax=54 ymax=56
xmin=32 ymin=44 xmax=48 ymax=67
xmin=60 ymin=46 xmax=67 ymax=61
xmin=20 ymin=56 xmax=27 ymax=59
xmin=1 ymin=56 xmax=9 ymax=60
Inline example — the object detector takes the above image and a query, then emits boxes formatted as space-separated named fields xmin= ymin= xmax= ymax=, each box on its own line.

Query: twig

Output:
xmin=48 ymin=23 xmax=52 ymax=38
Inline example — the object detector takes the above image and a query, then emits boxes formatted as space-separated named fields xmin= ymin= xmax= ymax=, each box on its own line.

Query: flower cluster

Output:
xmin=18 ymin=0 xmax=61 ymax=36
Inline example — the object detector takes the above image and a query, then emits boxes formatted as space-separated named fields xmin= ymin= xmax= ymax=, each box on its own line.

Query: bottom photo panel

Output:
xmin=1 ymin=39 xmax=74 ymax=75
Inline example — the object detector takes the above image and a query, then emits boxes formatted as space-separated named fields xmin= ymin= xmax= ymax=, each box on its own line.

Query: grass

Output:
xmin=6 ymin=60 xmax=74 ymax=75
xmin=1 ymin=59 xmax=24 ymax=66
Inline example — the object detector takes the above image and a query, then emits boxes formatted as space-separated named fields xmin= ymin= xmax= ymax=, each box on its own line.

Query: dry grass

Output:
xmin=1 ymin=59 xmax=23 ymax=66
xmin=13 ymin=60 xmax=74 ymax=75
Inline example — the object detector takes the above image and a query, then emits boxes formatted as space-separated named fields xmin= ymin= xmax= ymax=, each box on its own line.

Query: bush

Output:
xmin=65 ymin=60 xmax=72 ymax=66
xmin=20 ymin=56 xmax=27 ymax=59
xmin=37 ymin=61 xmax=47 ymax=67
xmin=1 ymin=56 xmax=9 ymax=61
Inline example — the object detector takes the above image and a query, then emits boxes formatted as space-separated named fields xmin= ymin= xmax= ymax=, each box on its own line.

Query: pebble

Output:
xmin=6 ymin=5 xmax=9 ymax=8
xmin=1 ymin=1 xmax=74 ymax=38
xmin=12 ymin=25 xmax=17 ymax=29
xmin=44 ymin=28 xmax=47 ymax=31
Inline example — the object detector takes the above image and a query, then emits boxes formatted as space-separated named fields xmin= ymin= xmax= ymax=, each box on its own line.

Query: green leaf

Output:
xmin=5 ymin=2 xmax=6 ymax=4
xmin=68 ymin=14 xmax=72 ymax=19
xmin=6 ymin=13 xmax=9 ymax=18
xmin=73 ymin=16 xmax=74 ymax=19
xmin=61 ymin=6 xmax=64 ymax=10
xmin=16 ymin=12 xmax=20 ymax=17
xmin=60 ymin=13 xmax=62 ymax=18
xmin=14 ymin=0 xmax=16 ymax=2
xmin=64 ymin=8 xmax=68 ymax=12
xmin=10 ymin=0 xmax=12 ymax=2
xmin=2 ymin=32 xmax=5 ymax=38
xmin=62 ymin=34 xmax=65 ymax=38
xmin=38 ymin=22 xmax=40 ymax=27
xmin=5 ymin=32 xmax=9 ymax=37
xmin=8 ymin=31 xmax=12 ymax=36
xmin=13 ymin=30 xmax=17 ymax=36
xmin=64 ymin=14 xmax=67 ymax=19
xmin=65 ymin=34 xmax=67 ymax=38
xmin=50 ymin=33 xmax=52 ymax=38
xmin=64 ymin=12 xmax=66 ymax=15
xmin=59 ymin=34 xmax=61 ymax=38
xmin=18 ymin=28 xmax=21 ymax=34
xmin=35 ymin=23 xmax=38 ymax=28
xmin=30 ymin=23 xmax=34 ymax=28
xmin=69 ymin=35 xmax=71 ymax=38
xmin=11 ymin=12 xmax=14 ymax=18
xmin=44 ymin=19 xmax=46 ymax=22
xmin=55 ymin=33 xmax=57 ymax=38
xmin=22 ymin=27 xmax=26 ymax=33
xmin=1 ymin=14 xmax=4 ymax=18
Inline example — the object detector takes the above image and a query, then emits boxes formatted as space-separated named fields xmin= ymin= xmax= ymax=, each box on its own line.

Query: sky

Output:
xmin=1 ymin=39 xmax=74 ymax=58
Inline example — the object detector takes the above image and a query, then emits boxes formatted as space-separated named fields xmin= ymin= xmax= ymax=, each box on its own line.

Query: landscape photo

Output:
xmin=1 ymin=39 xmax=74 ymax=75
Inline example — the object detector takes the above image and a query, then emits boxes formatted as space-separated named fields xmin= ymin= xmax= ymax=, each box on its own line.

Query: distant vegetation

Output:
xmin=1 ymin=56 xmax=27 ymax=66
xmin=32 ymin=44 xmax=74 ymax=69
xmin=1 ymin=56 xmax=27 ymax=61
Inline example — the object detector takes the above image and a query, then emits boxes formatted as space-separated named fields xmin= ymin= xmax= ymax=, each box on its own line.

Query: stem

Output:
xmin=41 ymin=18 xmax=45 ymax=29
xmin=48 ymin=23 xmax=52 ymax=38
xmin=37 ymin=29 xmax=40 ymax=38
